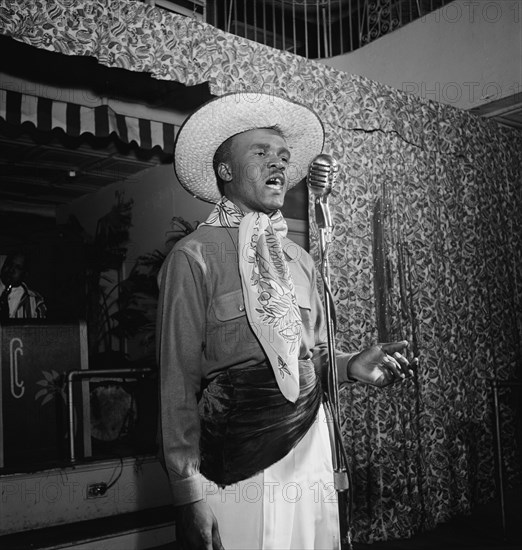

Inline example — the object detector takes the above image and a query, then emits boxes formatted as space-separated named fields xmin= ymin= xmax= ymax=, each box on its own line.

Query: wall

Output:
xmin=0 ymin=456 xmax=172 ymax=535
xmin=321 ymin=0 xmax=522 ymax=111
xmin=57 ymin=164 xmax=211 ymax=265
xmin=55 ymin=164 xmax=209 ymax=362
xmin=57 ymin=165 xmax=307 ymax=269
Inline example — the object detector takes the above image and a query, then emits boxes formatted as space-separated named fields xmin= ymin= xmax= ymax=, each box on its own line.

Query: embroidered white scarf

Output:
xmin=202 ymin=197 xmax=302 ymax=402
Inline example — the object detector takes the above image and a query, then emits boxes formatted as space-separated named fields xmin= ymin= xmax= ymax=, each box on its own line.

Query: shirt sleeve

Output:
xmin=156 ymin=246 xmax=207 ymax=506
xmin=308 ymin=263 xmax=356 ymax=385
xmin=35 ymin=291 xmax=47 ymax=318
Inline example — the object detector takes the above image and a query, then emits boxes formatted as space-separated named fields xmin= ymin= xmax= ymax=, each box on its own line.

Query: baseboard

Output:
xmin=0 ymin=505 xmax=175 ymax=550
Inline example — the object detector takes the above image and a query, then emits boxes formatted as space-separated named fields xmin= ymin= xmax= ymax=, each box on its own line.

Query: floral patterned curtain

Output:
xmin=326 ymin=92 xmax=522 ymax=538
xmin=1 ymin=0 xmax=521 ymax=542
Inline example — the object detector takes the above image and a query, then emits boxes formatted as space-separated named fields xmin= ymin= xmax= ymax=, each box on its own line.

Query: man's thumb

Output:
xmin=379 ymin=340 xmax=409 ymax=355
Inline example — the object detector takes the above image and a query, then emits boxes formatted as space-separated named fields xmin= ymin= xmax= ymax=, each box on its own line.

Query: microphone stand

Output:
xmin=314 ymin=198 xmax=353 ymax=550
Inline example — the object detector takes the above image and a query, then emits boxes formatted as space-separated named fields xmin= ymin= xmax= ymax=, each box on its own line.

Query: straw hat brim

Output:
xmin=174 ymin=92 xmax=325 ymax=203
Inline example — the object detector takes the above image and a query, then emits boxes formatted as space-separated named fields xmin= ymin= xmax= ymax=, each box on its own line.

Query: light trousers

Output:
xmin=203 ymin=404 xmax=340 ymax=550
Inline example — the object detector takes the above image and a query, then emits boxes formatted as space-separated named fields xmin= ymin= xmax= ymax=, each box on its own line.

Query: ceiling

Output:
xmin=0 ymin=127 xmax=166 ymax=217
xmin=0 ymin=126 xmax=176 ymax=249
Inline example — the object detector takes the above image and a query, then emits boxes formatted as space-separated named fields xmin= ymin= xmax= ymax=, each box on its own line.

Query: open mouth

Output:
xmin=266 ymin=174 xmax=285 ymax=188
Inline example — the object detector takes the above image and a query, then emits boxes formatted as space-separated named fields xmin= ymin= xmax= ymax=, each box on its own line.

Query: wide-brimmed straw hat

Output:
xmin=174 ymin=92 xmax=324 ymax=203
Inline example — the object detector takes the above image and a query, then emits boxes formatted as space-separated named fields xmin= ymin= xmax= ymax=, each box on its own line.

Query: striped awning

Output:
xmin=0 ymin=90 xmax=177 ymax=154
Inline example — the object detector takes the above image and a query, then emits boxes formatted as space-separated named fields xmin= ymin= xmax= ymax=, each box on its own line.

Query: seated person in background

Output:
xmin=0 ymin=250 xmax=47 ymax=320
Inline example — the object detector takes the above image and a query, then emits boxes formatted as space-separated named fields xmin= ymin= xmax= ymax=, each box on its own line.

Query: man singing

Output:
xmin=157 ymin=92 xmax=416 ymax=549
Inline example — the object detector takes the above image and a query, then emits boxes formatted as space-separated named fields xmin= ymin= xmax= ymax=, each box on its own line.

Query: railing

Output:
xmin=147 ymin=1 xmax=454 ymax=58
xmin=204 ymin=0 xmax=454 ymax=58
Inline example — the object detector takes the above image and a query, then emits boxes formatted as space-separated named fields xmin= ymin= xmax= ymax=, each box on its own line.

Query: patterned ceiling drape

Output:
xmin=1 ymin=0 xmax=521 ymax=543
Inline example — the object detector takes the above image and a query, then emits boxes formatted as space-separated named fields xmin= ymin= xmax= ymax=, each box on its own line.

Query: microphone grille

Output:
xmin=307 ymin=154 xmax=338 ymax=195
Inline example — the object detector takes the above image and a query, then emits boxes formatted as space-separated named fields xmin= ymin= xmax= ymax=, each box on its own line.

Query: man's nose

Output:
xmin=269 ymin=157 xmax=286 ymax=170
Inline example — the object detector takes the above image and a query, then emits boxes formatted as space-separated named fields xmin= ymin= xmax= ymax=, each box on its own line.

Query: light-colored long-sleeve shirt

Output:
xmin=157 ymin=224 xmax=352 ymax=506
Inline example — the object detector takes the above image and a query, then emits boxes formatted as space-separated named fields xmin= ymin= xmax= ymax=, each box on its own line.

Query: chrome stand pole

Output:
xmin=318 ymin=224 xmax=352 ymax=550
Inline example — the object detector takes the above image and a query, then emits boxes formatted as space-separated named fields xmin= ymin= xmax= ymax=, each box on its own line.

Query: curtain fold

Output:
xmin=0 ymin=0 xmax=205 ymax=86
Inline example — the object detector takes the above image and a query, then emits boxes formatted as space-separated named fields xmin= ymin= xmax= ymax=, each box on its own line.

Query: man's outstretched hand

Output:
xmin=347 ymin=340 xmax=418 ymax=387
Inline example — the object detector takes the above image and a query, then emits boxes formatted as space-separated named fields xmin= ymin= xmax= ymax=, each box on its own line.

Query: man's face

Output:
xmin=1 ymin=253 xmax=26 ymax=287
xmin=220 ymin=128 xmax=291 ymax=214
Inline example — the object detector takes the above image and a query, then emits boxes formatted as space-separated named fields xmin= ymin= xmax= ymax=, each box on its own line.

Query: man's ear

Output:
xmin=217 ymin=162 xmax=233 ymax=182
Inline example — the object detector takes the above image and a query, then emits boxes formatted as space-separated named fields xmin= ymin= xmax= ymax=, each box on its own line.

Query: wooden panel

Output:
xmin=0 ymin=321 xmax=88 ymax=470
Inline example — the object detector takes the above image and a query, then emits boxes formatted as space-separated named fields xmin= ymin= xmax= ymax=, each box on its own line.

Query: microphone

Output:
xmin=307 ymin=154 xmax=338 ymax=229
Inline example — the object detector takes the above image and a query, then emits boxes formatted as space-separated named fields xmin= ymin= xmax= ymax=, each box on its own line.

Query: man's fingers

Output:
xmin=380 ymin=340 xmax=409 ymax=355
xmin=379 ymin=342 xmax=419 ymax=376
xmin=381 ymin=346 xmax=419 ymax=381
xmin=392 ymin=352 xmax=412 ymax=375
xmin=383 ymin=355 xmax=404 ymax=379
xmin=409 ymin=356 xmax=420 ymax=372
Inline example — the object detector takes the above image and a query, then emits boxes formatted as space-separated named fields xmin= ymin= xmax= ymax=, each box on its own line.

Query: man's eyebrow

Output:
xmin=250 ymin=143 xmax=291 ymax=157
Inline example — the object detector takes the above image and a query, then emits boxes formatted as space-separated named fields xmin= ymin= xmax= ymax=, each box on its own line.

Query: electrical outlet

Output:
xmin=87 ymin=482 xmax=108 ymax=498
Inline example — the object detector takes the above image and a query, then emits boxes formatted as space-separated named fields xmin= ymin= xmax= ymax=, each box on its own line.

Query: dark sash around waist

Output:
xmin=198 ymin=359 xmax=322 ymax=486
